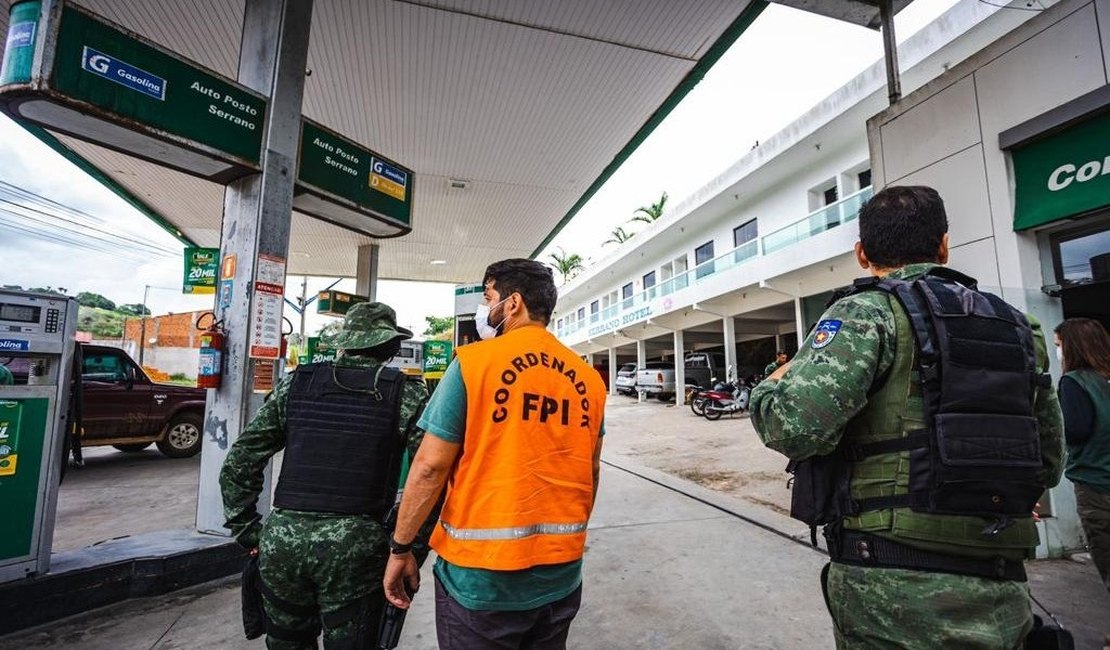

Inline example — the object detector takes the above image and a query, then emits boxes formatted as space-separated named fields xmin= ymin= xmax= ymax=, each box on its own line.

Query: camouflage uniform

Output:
xmin=763 ymin=361 xmax=781 ymax=377
xmin=750 ymin=263 xmax=1065 ymax=650
xmin=220 ymin=303 xmax=431 ymax=650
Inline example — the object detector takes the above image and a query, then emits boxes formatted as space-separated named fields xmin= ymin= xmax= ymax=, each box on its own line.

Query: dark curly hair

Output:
xmin=483 ymin=258 xmax=558 ymax=325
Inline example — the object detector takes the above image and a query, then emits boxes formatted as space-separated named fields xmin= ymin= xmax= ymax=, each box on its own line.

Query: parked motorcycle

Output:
xmin=690 ymin=377 xmax=734 ymax=416
xmin=702 ymin=377 xmax=753 ymax=420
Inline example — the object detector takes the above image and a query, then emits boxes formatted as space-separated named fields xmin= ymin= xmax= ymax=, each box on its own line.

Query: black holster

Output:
xmin=1024 ymin=615 xmax=1075 ymax=650
xmin=241 ymin=554 xmax=266 ymax=640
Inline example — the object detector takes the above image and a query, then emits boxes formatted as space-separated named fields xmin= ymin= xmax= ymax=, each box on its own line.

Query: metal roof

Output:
xmin=1 ymin=0 xmax=767 ymax=281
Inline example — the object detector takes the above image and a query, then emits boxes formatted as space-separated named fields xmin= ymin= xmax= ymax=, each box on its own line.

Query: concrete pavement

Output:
xmin=4 ymin=399 xmax=1107 ymax=648
xmin=2 ymin=461 xmax=836 ymax=649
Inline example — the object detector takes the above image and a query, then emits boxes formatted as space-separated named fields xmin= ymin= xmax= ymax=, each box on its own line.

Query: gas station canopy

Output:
xmin=0 ymin=0 xmax=768 ymax=282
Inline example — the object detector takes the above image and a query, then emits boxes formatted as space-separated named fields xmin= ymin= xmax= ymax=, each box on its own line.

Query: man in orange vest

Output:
xmin=383 ymin=258 xmax=607 ymax=649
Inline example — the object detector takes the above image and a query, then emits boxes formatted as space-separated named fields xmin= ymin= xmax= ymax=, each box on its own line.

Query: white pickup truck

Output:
xmin=635 ymin=352 xmax=721 ymax=401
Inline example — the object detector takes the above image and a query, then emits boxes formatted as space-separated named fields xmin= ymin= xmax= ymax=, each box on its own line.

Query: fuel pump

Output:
xmin=0 ymin=289 xmax=77 ymax=582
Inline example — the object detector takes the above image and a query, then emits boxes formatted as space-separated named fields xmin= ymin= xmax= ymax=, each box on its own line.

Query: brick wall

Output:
xmin=123 ymin=310 xmax=208 ymax=349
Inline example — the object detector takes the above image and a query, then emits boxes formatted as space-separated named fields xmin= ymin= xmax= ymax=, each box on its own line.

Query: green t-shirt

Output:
xmin=417 ymin=358 xmax=603 ymax=611
xmin=0 ymin=364 xmax=13 ymax=385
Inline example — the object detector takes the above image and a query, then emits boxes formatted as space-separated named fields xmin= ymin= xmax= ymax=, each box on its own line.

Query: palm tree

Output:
xmin=548 ymin=248 xmax=584 ymax=284
xmin=604 ymin=226 xmax=634 ymax=246
xmin=629 ymin=192 xmax=668 ymax=225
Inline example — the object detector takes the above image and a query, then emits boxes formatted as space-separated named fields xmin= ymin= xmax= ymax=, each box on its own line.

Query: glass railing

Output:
xmin=557 ymin=188 xmax=870 ymax=339
xmin=761 ymin=186 xmax=872 ymax=255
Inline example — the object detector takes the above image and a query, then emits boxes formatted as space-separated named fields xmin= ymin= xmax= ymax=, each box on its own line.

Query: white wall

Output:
xmin=868 ymin=0 xmax=1109 ymax=557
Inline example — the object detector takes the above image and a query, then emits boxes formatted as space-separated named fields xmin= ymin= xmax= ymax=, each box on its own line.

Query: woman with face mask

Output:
xmin=1054 ymin=317 xmax=1110 ymax=639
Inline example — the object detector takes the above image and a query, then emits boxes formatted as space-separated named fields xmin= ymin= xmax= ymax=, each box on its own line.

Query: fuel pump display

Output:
xmin=0 ymin=289 xmax=77 ymax=583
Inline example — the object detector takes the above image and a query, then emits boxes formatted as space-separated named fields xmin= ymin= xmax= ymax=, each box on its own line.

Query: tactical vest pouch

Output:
xmin=845 ymin=270 xmax=1046 ymax=522
xmin=787 ymin=452 xmax=848 ymax=530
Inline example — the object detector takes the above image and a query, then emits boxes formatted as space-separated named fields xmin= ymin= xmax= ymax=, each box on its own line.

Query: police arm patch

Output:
xmin=811 ymin=319 xmax=842 ymax=349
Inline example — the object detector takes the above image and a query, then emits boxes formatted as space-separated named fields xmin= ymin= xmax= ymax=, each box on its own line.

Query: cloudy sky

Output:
xmin=0 ymin=0 xmax=965 ymax=337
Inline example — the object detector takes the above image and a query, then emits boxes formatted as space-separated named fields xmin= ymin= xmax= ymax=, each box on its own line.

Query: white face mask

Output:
xmin=475 ymin=296 xmax=510 ymax=340
xmin=1055 ymin=346 xmax=1063 ymax=362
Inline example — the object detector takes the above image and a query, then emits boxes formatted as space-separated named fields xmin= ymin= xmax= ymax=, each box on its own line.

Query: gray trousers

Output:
xmin=1075 ymin=482 xmax=1110 ymax=596
xmin=434 ymin=577 xmax=582 ymax=650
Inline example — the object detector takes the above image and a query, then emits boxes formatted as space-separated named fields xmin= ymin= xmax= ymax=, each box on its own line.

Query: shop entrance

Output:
xmin=1049 ymin=214 xmax=1110 ymax=328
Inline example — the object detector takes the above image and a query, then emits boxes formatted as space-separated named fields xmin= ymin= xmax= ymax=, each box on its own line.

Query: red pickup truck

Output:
xmin=3 ymin=344 xmax=206 ymax=458
xmin=76 ymin=344 xmax=206 ymax=458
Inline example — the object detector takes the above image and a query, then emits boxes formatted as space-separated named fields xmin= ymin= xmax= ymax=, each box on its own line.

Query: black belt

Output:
xmin=827 ymin=528 xmax=1027 ymax=582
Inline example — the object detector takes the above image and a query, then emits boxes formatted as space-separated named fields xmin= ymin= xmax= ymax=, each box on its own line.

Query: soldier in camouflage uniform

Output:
xmin=220 ymin=302 xmax=431 ymax=649
xmin=763 ymin=350 xmax=788 ymax=379
xmin=751 ymin=186 xmax=1064 ymax=649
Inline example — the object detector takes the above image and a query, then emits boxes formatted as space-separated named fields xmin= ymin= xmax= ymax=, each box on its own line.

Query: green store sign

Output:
xmin=316 ymin=290 xmax=367 ymax=317
xmin=423 ymin=340 xmax=452 ymax=375
xmin=182 ymin=247 xmax=218 ymax=294
xmin=1012 ymin=110 xmax=1110 ymax=230
xmin=294 ymin=120 xmax=414 ymax=237
xmin=0 ymin=2 xmax=266 ymax=182
xmin=299 ymin=337 xmax=337 ymax=365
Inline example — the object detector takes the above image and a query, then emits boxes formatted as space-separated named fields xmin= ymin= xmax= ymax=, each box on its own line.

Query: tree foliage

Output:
xmin=547 ymin=247 xmax=585 ymax=284
xmin=603 ymin=226 xmax=634 ymax=246
xmin=630 ymin=192 xmax=668 ymax=225
xmin=423 ymin=315 xmax=454 ymax=337
xmin=117 ymin=303 xmax=151 ymax=316
xmin=76 ymin=291 xmax=116 ymax=311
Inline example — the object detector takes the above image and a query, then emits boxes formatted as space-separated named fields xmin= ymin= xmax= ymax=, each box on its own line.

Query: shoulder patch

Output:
xmin=811 ymin=319 xmax=842 ymax=349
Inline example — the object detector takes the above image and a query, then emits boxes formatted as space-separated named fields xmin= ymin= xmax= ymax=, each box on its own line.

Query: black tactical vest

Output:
xmin=844 ymin=269 xmax=1049 ymax=520
xmin=273 ymin=362 xmax=405 ymax=517
xmin=790 ymin=269 xmax=1051 ymax=531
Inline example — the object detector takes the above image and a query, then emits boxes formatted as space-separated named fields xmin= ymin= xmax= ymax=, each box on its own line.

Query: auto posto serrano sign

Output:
xmin=1012 ymin=110 xmax=1110 ymax=230
xmin=0 ymin=2 xmax=266 ymax=182
xmin=0 ymin=1 xmax=415 ymax=237
xmin=294 ymin=121 xmax=414 ymax=237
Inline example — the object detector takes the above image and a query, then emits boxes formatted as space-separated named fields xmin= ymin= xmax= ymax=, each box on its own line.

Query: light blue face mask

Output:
xmin=474 ymin=296 xmax=510 ymax=340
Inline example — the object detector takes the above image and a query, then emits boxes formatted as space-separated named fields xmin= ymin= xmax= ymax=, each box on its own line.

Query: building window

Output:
xmin=858 ymin=169 xmax=872 ymax=189
xmin=695 ymin=241 xmax=715 ymax=279
xmin=823 ymin=186 xmax=839 ymax=206
xmin=643 ymin=270 xmax=656 ymax=299
xmin=590 ymin=300 xmax=599 ymax=322
xmin=733 ymin=219 xmax=758 ymax=247
xmin=622 ymin=282 xmax=633 ymax=309
xmin=576 ymin=307 xmax=585 ymax=321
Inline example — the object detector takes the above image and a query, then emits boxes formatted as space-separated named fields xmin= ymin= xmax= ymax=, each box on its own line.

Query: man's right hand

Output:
xmin=383 ymin=552 xmax=420 ymax=609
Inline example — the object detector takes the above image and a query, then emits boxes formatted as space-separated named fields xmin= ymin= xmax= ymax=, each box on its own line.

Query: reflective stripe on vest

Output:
xmin=431 ymin=326 xmax=606 ymax=571
xmin=439 ymin=520 xmax=589 ymax=541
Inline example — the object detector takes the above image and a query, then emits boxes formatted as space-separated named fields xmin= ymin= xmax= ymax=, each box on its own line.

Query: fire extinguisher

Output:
xmin=196 ymin=312 xmax=225 ymax=389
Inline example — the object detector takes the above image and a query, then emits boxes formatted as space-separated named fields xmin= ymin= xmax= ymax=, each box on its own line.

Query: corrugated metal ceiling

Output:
xmin=2 ymin=0 xmax=762 ymax=281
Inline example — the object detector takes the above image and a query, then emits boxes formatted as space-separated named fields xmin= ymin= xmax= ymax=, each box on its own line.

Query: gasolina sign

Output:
xmin=0 ymin=2 xmax=266 ymax=182
xmin=295 ymin=120 xmax=414 ymax=237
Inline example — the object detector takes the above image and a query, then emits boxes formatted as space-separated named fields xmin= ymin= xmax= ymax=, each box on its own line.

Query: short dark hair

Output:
xmin=483 ymin=258 xmax=558 ymax=325
xmin=858 ymin=185 xmax=948 ymax=268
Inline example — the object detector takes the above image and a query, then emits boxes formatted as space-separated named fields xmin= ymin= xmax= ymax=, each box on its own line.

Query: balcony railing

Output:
xmin=555 ymin=187 xmax=870 ymax=338
xmin=761 ymin=186 xmax=872 ymax=255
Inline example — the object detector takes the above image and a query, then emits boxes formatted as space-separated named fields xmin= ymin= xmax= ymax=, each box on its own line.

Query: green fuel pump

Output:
xmin=0 ymin=289 xmax=77 ymax=582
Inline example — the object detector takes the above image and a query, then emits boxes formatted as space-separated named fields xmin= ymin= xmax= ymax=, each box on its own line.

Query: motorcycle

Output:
xmin=702 ymin=377 xmax=753 ymax=420
xmin=689 ymin=378 xmax=730 ymax=416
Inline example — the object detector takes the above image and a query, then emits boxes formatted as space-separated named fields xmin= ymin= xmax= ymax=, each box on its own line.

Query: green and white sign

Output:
xmin=182 ymin=247 xmax=218 ymax=294
xmin=1012 ymin=110 xmax=1110 ymax=230
xmin=422 ymin=340 xmax=452 ymax=377
xmin=316 ymin=290 xmax=367 ymax=317
xmin=299 ymin=337 xmax=337 ymax=365
xmin=0 ymin=2 xmax=267 ymax=182
xmin=294 ymin=120 xmax=414 ymax=237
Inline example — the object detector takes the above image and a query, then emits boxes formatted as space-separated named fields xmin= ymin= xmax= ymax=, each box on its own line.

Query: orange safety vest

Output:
xmin=431 ymin=325 xmax=607 ymax=571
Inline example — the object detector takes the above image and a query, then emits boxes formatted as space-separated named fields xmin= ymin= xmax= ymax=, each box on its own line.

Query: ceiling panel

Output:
xmin=2 ymin=0 xmax=760 ymax=283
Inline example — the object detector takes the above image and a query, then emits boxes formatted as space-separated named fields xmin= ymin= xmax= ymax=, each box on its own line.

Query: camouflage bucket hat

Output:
xmin=325 ymin=302 xmax=413 ymax=350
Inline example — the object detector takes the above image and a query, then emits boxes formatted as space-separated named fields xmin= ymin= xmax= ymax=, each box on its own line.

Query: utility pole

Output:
xmin=138 ymin=284 xmax=150 ymax=366
xmin=299 ymin=275 xmax=308 ymax=339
